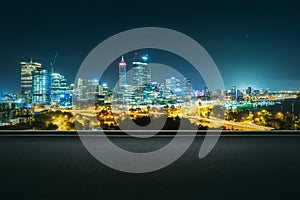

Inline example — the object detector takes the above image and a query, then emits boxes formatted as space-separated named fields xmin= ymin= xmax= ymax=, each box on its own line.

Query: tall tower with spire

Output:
xmin=118 ymin=56 xmax=127 ymax=88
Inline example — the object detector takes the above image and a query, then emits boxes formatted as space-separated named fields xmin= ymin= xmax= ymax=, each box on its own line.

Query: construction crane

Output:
xmin=49 ymin=52 xmax=59 ymax=108
xmin=50 ymin=52 xmax=59 ymax=74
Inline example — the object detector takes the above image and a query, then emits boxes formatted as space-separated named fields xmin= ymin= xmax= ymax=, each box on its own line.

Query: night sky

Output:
xmin=1 ymin=0 xmax=300 ymax=92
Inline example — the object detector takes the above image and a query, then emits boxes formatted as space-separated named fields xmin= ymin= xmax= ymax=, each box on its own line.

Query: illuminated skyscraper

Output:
xmin=231 ymin=86 xmax=237 ymax=101
xmin=51 ymin=73 xmax=68 ymax=102
xmin=76 ymin=78 xmax=98 ymax=101
xmin=118 ymin=56 xmax=127 ymax=88
xmin=132 ymin=53 xmax=151 ymax=103
xmin=32 ymin=68 xmax=51 ymax=104
xmin=132 ymin=53 xmax=151 ymax=87
xmin=203 ymin=86 xmax=210 ymax=97
xmin=76 ymin=78 xmax=87 ymax=100
xmin=20 ymin=60 xmax=42 ymax=101
xmin=182 ymin=77 xmax=194 ymax=99
xmin=246 ymin=86 xmax=252 ymax=96
xmin=165 ymin=77 xmax=181 ymax=92
xmin=87 ymin=79 xmax=99 ymax=100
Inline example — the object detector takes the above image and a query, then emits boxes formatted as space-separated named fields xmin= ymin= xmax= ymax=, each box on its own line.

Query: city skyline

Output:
xmin=3 ymin=54 xmax=297 ymax=97
xmin=10 ymin=52 xmax=299 ymax=107
xmin=0 ymin=36 xmax=299 ymax=130
xmin=1 ymin=0 xmax=300 ymax=92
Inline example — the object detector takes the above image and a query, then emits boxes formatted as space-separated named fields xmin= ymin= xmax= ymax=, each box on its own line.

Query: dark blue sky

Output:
xmin=0 ymin=0 xmax=300 ymax=92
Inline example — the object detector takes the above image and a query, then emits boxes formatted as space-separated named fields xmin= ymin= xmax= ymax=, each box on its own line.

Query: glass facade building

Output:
xmin=165 ymin=77 xmax=181 ymax=92
xmin=182 ymin=77 xmax=194 ymax=99
xmin=132 ymin=54 xmax=151 ymax=103
xmin=51 ymin=72 xmax=67 ymax=102
xmin=32 ymin=69 xmax=51 ymax=104
xmin=76 ymin=78 xmax=98 ymax=101
xmin=20 ymin=60 xmax=42 ymax=102
xmin=132 ymin=54 xmax=151 ymax=87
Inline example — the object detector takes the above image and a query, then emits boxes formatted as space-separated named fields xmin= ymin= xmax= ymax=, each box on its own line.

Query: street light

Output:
xmin=291 ymin=102 xmax=295 ymax=121
xmin=295 ymin=120 xmax=298 ymax=131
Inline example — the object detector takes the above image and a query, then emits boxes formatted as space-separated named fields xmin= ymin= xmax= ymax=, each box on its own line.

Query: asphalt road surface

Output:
xmin=0 ymin=134 xmax=300 ymax=200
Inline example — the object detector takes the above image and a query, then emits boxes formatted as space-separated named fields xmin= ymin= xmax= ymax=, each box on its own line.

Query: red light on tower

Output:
xmin=118 ymin=56 xmax=127 ymax=87
xmin=119 ymin=56 xmax=126 ymax=66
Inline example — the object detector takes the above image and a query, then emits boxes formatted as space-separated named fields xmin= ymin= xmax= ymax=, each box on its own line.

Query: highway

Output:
xmin=69 ymin=108 xmax=273 ymax=131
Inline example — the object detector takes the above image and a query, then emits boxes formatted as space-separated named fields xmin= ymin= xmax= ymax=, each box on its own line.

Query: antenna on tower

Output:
xmin=50 ymin=52 xmax=59 ymax=74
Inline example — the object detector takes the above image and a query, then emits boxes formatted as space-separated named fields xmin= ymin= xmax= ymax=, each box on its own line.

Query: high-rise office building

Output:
xmin=165 ymin=77 xmax=181 ymax=92
xmin=20 ymin=60 xmax=42 ymax=101
xmin=76 ymin=78 xmax=98 ymax=101
xmin=236 ymin=89 xmax=243 ymax=101
xmin=230 ymin=86 xmax=237 ymax=101
xmin=51 ymin=72 xmax=67 ymax=102
xmin=87 ymin=79 xmax=98 ymax=100
xmin=131 ymin=53 xmax=151 ymax=103
xmin=182 ymin=77 xmax=194 ymax=99
xmin=132 ymin=53 xmax=151 ymax=87
xmin=118 ymin=56 xmax=127 ymax=88
xmin=203 ymin=86 xmax=210 ymax=97
xmin=32 ymin=68 xmax=51 ymax=104
xmin=231 ymin=86 xmax=237 ymax=95
xmin=76 ymin=78 xmax=87 ymax=100
xmin=246 ymin=86 xmax=252 ymax=96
